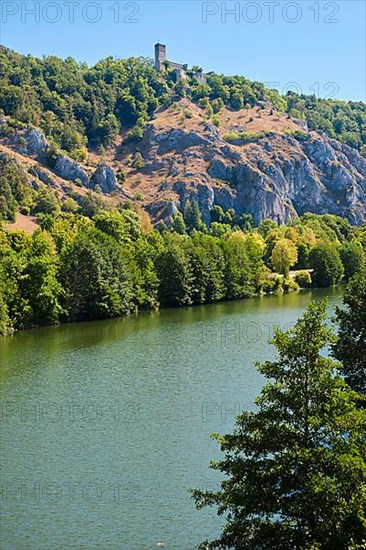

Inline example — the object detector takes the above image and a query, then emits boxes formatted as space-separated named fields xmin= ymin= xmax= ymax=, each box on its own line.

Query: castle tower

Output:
xmin=155 ymin=43 xmax=166 ymax=72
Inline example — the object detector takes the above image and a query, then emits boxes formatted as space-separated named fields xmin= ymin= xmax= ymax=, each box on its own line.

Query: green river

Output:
xmin=0 ymin=287 xmax=343 ymax=549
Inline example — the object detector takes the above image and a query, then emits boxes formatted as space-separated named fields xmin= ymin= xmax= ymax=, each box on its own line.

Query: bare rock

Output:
xmin=54 ymin=154 xmax=88 ymax=185
xmin=24 ymin=128 xmax=49 ymax=156
xmin=89 ymin=163 xmax=118 ymax=194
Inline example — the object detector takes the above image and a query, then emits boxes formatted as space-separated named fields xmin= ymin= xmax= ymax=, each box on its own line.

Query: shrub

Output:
xmin=123 ymin=126 xmax=144 ymax=144
xmin=294 ymin=270 xmax=312 ymax=288
xmin=283 ymin=277 xmax=300 ymax=293
xmin=116 ymin=170 xmax=125 ymax=184
xmin=223 ymin=131 xmax=271 ymax=145
xmin=132 ymin=152 xmax=144 ymax=170
xmin=285 ymin=129 xmax=310 ymax=142
xmin=32 ymin=188 xmax=60 ymax=215
xmin=20 ymin=205 xmax=30 ymax=215
xmin=61 ymin=197 xmax=79 ymax=213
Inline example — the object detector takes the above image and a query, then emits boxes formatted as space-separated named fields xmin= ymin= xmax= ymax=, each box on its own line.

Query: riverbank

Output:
xmin=0 ymin=270 xmax=321 ymax=337
xmin=1 ymin=211 xmax=363 ymax=337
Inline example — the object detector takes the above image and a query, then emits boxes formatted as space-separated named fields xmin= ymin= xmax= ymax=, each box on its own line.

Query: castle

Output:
xmin=154 ymin=43 xmax=206 ymax=84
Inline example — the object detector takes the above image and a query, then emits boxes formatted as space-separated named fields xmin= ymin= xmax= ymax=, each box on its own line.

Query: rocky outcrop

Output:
xmin=24 ymin=128 xmax=49 ymax=156
xmin=54 ymin=154 xmax=88 ymax=185
xmin=0 ymin=124 xmax=50 ymax=158
xmin=29 ymin=165 xmax=58 ymax=188
xmin=89 ymin=163 xmax=117 ymax=193
xmin=135 ymin=121 xmax=366 ymax=226
xmin=154 ymin=128 xmax=210 ymax=154
xmin=1 ymin=107 xmax=365 ymax=226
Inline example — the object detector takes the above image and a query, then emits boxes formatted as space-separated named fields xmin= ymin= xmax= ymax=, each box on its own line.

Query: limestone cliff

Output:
xmin=118 ymin=101 xmax=366 ymax=226
xmin=1 ymin=100 xmax=365 ymax=226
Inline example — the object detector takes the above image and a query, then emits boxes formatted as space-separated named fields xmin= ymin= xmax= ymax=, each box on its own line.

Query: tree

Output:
xmin=184 ymin=200 xmax=205 ymax=233
xmin=33 ymin=188 xmax=60 ymax=216
xmin=0 ymin=155 xmax=31 ymax=221
xmin=60 ymin=227 xmax=133 ymax=320
xmin=310 ymin=243 xmax=344 ymax=287
xmin=171 ymin=212 xmax=187 ymax=234
xmin=129 ymin=237 xmax=159 ymax=310
xmin=155 ymin=236 xmax=194 ymax=307
xmin=0 ymin=85 xmax=23 ymax=116
xmin=80 ymin=191 xmax=107 ymax=218
xmin=0 ymin=255 xmax=10 ymax=334
xmin=230 ymin=91 xmax=244 ymax=110
xmin=94 ymin=210 xmax=128 ymax=243
xmin=61 ymin=197 xmax=79 ymax=214
xmin=210 ymin=205 xmax=224 ymax=224
xmin=258 ymin=218 xmax=277 ymax=237
xmin=333 ymin=270 xmax=366 ymax=398
xmin=271 ymin=238 xmax=298 ymax=277
xmin=240 ymin=213 xmax=254 ymax=232
xmin=20 ymin=230 xmax=63 ymax=326
xmin=188 ymin=234 xmax=226 ymax=304
xmin=339 ymin=241 xmax=365 ymax=281
xmin=193 ymin=301 xmax=366 ymax=549
xmin=0 ymin=177 xmax=17 ymax=221
xmin=0 ymin=229 xmax=31 ymax=331
xmin=224 ymin=233 xmax=253 ymax=299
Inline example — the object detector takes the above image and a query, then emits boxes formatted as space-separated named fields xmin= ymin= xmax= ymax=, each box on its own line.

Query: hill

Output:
xmin=0 ymin=45 xmax=365 ymax=228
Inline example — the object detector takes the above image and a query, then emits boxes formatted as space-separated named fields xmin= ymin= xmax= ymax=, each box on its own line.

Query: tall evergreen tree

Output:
xmin=193 ymin=301 xmax=366 ymax=549
xmin=183 ymin=200 xmax=205 ymax=233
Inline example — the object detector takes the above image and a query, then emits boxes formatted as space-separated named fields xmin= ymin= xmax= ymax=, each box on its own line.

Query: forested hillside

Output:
xmin=0 ymin=45 xmax=365 ymax=158
xmin=0 ymin=45 xmax=365 ymax=336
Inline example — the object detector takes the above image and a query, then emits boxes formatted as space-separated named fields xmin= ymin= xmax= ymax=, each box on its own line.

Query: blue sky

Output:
xmin=1 ymin=0 xmax=365 ymax=101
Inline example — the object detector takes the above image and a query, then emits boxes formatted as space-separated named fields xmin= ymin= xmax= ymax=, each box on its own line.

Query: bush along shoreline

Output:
xmin=0 ymin=209 xmax=365 ymax=336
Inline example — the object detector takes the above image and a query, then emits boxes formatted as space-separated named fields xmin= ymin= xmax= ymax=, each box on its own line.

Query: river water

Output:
xmin=0 ymin=287 xmax=343 ymax=550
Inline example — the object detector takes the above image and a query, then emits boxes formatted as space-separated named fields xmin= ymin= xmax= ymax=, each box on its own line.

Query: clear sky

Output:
xmin=1 ymin=0 xmax=365 ymax=101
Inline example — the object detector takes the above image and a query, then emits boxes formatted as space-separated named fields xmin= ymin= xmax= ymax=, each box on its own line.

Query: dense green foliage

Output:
xmin=0 ymin=46 xmax=365 ymax=158
xmin=334 ymin=270 xmax=366 ymax=398
xmin=310 ymin=243 xmax=345 ymax=287
xmin=193 ymin=300 xmax=366 ymax=549
xmin=0 ymin=208 xmax=365 ymax=335
xmin=0 ymin=154 xmax=34 ymax=221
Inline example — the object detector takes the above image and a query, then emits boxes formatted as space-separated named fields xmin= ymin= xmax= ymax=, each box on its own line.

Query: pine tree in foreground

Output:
xmin=193 ymin=301 xmax=366 ymax=550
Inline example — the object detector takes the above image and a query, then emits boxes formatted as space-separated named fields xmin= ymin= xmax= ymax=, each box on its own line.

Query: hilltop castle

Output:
xmin=154 ymin=43 xmax=206 ymax=84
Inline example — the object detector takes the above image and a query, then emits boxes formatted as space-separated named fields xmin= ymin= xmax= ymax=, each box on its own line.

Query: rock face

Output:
xmin=130 ymin=121 xmax=366 ymax=226
xmin=29 ymin=165 xmax=58 ymax=188
xmin=0 ymin=124 xmax=50 ymax=157
xmin=24 ymin=128 xmax=49 ymax=156
xmin=1 ymin=107 xmax=365 ymax=226
xmin=89 ymin=163 xmax=117 ymax=193
xmin=54 ymin=154 xmax=89 ymax=185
